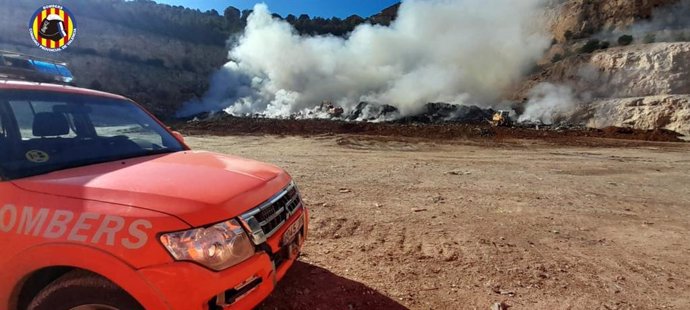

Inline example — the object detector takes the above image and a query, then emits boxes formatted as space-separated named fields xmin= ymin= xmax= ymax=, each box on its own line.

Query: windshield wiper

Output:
xmin=102 ymin=148 xmax=177 ymax=163
xmin=139 ymin=148 xmax=177 ymax=156
xmin=4 ymin=149 xmax=180 ymax=179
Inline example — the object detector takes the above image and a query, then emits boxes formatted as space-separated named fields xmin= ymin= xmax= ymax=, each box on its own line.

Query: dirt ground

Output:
xmin=185 ymin=134 xmax=690 ymax=310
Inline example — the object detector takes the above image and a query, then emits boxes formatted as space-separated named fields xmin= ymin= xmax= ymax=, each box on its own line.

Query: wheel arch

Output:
xmin=15 ymin=266 xmax=81 ymax=310
xmin=4 ymin=244 xmax=170 ymax=310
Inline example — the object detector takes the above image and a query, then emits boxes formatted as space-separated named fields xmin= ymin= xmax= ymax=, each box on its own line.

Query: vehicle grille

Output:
xmin=240 ymin=183 xmax=302 ymax=245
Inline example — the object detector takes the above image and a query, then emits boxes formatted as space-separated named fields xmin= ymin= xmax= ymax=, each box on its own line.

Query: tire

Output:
xmin=27 ymin=270 xmax=144 ymax=310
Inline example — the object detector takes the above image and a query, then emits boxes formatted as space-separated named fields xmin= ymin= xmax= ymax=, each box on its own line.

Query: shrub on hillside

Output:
xmin=564 ymin=30 xmax=574 ymax=41
xmin=618 ymin=35 xmax=634 ymax=46
xmin=579 ymin=39 xmax=601 ymax=53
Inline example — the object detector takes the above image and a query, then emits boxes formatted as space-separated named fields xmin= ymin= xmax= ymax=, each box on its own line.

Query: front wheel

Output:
xmin=27 ymin=270 xmax=144 ymax=310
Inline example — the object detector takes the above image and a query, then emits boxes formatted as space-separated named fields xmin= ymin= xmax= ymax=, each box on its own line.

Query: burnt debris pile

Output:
xmin=181 ymin=101 xmax=497 ymax=125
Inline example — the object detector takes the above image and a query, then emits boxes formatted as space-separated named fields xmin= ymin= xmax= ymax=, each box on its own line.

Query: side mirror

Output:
xmin=171 ymin=131 xmax=185 ymax=144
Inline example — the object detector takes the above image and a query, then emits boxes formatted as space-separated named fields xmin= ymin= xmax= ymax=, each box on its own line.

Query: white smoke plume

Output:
xmin=595 ymin=0 xmax=690 ymax=43
xmin=178 ymin=0 xmax=551 ymax=118
xmin=518 ymin=82 xmax=579 ymax=124
xmin=629 ymin=0 xmax=690 ymax=42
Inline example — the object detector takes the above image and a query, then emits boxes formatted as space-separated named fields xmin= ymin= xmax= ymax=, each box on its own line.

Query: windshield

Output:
xmin=0 ymin=90 xmax=185 ymax=180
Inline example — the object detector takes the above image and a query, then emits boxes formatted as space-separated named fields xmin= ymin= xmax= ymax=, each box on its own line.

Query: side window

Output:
xmin=8 ymin=101 xmax=77 ymax=139
xmin=89 ymin=105 xmax=163 ymax=147
xmin=9 ymin=101 xmax=33 ymax=138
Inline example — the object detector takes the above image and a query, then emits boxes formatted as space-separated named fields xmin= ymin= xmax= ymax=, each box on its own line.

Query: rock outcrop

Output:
xmin=564 ymin=42 xmax=690 ymax=98
xmin=516 ymin=42 xmax=690 ymax=135
xmin=586 ymin=43 xmax=690 ymax=97
xmin=548 ymin=0 xmax=679 ymax=41
xmin=515 ymin=42 xmax=690 ymax=99
xmin=585 ymin=95 xmax=690 ymax=136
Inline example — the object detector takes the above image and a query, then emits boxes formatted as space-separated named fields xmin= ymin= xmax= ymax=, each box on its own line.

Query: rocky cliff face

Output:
xmin=523 ymin=42 xmax=690 ymax=136
xmin=534 ymin=42 xmax=690 ymax=98
xmin=548 ymin=0 xmax=679 ymax=41
xmin=585 ymin=95 xmax=690 ymax=136
xmin=570 ymin=43 xmax=690 ymax=136
xmin=587 ymin=43 xmax=690 ymax=97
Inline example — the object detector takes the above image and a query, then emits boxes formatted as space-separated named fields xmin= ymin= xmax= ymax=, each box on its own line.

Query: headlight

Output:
xmin=160 ymin=219 xmax=255 ymax=271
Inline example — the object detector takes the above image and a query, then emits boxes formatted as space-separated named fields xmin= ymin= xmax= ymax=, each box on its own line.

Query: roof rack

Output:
xmin=0 ymin=50 xmax=74 ymax=84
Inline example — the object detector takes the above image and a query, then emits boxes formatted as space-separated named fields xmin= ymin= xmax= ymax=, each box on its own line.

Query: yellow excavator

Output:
xmin=491 ymin=110 xmax=512 ymax=127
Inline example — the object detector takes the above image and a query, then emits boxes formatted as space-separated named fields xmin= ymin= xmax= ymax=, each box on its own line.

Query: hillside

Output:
xmin=546 ymin=0 xmax=680 ymax=41
xmin=0 ymin=0 xmax=390 ymax=118
xmin=1 ymin=0 xmax=688 ymax=136
xmin=0 ymin=0 xmax=234 ymax=117
xmin=517 ymin=0 xmax=690 ymax=135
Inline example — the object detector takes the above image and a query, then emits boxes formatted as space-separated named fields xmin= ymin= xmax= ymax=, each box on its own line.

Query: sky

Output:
xmin=154 ymin=0 xmax=401 ymax=18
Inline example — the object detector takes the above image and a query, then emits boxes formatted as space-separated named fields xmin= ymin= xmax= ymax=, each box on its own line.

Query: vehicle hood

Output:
xmin=12 ymin=151 xmax=292 ymax=227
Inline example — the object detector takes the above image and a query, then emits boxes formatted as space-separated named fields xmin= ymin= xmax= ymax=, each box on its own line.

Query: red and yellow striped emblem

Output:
xmin=29 ymin=5 xmax=77 ymax=52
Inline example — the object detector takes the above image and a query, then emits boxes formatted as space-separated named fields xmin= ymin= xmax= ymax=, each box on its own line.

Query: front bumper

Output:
xmin=138 ymin=208 xmax=308 ymax=310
